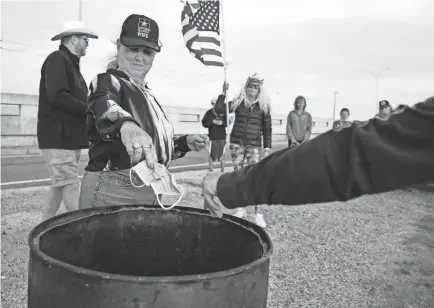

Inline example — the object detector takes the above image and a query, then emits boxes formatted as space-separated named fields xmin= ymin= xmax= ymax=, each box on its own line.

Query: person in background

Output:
xmin=333 ymin=108 xmax=352 ymax=130
xmin=375 ymin=100 xmax=393 ymax=120
xmin=214 ymin=74 xmax=272 ymax=228
xmin=37 ymin=21 xmax=98 ymax=221
xmin=287 ymin=95 xmax=313 ymax=148
xmin=202 ymin=96 xmax=227 ymax=172
xmin=202 ymin=96 xmax=434 ymax=217
xmin=78 ymin=14 xmax=208 ymax=208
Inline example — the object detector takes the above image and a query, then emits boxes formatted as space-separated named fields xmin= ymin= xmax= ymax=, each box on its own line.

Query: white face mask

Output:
xmin=129 ymin=161 xmax=184 ymax=210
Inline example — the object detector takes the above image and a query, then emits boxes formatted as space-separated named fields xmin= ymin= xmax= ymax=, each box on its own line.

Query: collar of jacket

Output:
xmin=107 ymin=69 xmax=150 ymax=89
xmin=59 ymin=44 xmax=80 ymax=67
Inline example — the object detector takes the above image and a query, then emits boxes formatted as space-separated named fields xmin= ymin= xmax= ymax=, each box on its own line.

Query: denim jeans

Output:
xmin=78 ymin=169 xmax=158 ymax=209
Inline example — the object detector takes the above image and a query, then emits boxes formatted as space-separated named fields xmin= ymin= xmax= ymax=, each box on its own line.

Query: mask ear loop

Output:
xmin=155 ymin=182 xmax=184 ymax=211
xmin=129 ymin=168 xmax=146 ymax=188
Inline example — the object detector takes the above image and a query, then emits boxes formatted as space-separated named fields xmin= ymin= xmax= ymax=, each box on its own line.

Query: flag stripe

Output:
xmin=201 ymin=54 xmax=224 ymax=62
xmin=190 ymin=41 xmax=220 ymax=51
xmin=190 ymin=46 xmax=222 ymax=57
xmin=196 ymin=36 xmax=221 ymax=46
xmin=203 ymin=61 xmax=224 ymax=67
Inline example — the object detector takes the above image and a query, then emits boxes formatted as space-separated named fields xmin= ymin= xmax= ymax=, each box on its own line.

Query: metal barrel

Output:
xmin=28 ymin=205 xmax=273 ymax=308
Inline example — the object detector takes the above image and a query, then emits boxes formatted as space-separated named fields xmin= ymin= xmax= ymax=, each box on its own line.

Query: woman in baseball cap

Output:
xmin=375 ymin=100 xmax=393 ymax=120
xmin=79 ymin=14 xmax=209 ymax=209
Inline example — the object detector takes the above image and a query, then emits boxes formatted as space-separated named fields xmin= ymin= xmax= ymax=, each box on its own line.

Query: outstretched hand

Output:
xmin=202 ymin=172 xmax=223 ymax=218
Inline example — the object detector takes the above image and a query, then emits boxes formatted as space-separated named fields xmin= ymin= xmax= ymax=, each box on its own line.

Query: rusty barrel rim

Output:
xmin=28 ymin=205 xmax=273 ymax=283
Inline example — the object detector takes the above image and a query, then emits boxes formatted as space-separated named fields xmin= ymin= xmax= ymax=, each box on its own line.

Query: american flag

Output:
xmin=181 ymin=0 xmax=224 ymax=67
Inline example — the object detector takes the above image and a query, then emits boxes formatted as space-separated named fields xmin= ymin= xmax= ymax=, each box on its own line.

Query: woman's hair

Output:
xmin=106 ymin=38 xmax=163 ymax=71
xmin=293 ymin=95 xmax=307 ymax=111
xmin=230 ymin=74 xmax=271 ymax=114
xmin=340 ymin=108 xmax=350 ymax=115
xmin=106 ymin=39 xmax=121 ymax=70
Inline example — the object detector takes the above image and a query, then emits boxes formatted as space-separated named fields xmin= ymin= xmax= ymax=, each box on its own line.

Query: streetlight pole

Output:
xmin=78 ymin=0 xmax=83 ymax=21
xmin=332 ymin=91 xmax=339 ymax=121
xmin=365 ymin=67 xmax=389 ymax=107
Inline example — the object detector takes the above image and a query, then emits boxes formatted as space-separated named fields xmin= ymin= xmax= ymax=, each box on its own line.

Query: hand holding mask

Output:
xmin=129 ymin=161 xmax=184 ymax=210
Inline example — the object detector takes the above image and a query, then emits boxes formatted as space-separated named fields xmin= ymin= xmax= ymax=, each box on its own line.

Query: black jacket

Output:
xmin=214 ymin=95 xmax=272 ymax=148
xmin=201 ymin=108 xmax=227 ymax=140
xmin=217 ymin=96 xmax=434 ymax=208
xmin=37 ymin=45 xmax=89 ymax=149
xmin=85 ymin=69 xmax=190 ymax=171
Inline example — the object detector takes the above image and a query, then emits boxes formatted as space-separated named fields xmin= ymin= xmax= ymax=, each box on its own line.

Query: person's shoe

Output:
xmin=233 ymin=208 xmax=247 ymax=218
xmin=254 ymin=213 xmax=267 ymax=228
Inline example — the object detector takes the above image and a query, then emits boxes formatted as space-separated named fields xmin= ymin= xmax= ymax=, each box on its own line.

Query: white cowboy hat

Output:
xmin=51 ymin=21 xmax=98 ymax=41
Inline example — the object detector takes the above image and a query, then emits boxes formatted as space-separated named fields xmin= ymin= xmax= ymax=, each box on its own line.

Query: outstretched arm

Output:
xmin=216 ymin=97 xmax=434 ymax=208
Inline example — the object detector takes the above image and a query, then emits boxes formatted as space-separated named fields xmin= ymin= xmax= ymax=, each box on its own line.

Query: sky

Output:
xmin=1 ymin=0 xmax=433 ymax=120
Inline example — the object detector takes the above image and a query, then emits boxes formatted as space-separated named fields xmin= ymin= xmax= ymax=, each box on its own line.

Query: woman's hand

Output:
xmin=290 ymin=140 xmax=299 ymax=148
xmin=120 ymin=121 xmax=157 ymax=168
xmin=222 ymin=82 xmax=229 ymax=94
xmin=187 ymin=134 xmax=210 ymax=151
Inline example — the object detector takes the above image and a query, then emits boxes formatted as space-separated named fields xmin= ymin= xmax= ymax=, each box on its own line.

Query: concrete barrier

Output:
xmin=1 ymin=92 xmax=331 ymax=156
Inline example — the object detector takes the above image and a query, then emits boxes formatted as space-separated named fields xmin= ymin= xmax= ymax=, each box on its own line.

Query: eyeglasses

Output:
xmin=76 ymin=35 xmax=89 ymax=43
xmin=247 ymin=84 xmax=260 ymax=89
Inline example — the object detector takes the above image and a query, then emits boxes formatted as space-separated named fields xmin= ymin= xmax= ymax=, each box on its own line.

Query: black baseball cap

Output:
xmin=379 ymin=100 xmax=390 ymax=109
xmin=120 ymin=14 xmax=161 ymax=52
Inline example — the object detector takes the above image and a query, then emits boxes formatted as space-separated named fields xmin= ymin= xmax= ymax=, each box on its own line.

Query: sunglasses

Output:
xmin=247 ymin=84 xmax=260 ymax=89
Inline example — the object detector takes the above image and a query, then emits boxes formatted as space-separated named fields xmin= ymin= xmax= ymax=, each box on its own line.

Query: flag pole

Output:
xmin=219 ymin=0 xmax=230 ymax=139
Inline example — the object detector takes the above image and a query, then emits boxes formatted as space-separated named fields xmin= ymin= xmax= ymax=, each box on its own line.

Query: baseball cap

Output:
xmin=379 ymin=100 xmax=390 ymax=109
xmin=120 ymin=14 xmax=161 ymax=52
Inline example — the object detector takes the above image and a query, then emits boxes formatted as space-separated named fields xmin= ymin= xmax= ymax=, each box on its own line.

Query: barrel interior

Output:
xmin=36 ymin=209 xmax=267 ymax=276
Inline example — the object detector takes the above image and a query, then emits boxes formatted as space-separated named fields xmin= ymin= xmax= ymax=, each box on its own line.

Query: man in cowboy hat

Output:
xmin=37 ymin=21 xmax=98 ymax=221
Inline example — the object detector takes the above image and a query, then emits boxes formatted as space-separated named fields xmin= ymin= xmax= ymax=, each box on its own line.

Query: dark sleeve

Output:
xmin=172 ymin=135 xmax=191 ymax=160
xmin=202 ymin=110 xmax=215 ymax=128
xmin=44 ymin=53 xmax=87 ymax=117
xmin=216 ymin=97 xmax=434 ymax=209
xmin=214 ymin=94 xmax=234 ymax=114
xmin=87 ymin=73 xmax=139 ymax=141
xmin=262 ymin=110 xmax=272 ymax=148
xmin=332 ymin=121 xmax=338 ymax=129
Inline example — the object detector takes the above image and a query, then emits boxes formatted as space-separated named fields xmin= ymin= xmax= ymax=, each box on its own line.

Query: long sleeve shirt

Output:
xmin=286 ymin=110 xmax=312 ymax=142
xmin=214 ymin=94 xmax=272 ymax=148
xmin=37 ymin=44 xmax=89 ymax=149
xmin=217 ymin=96 xmax=434 ymax=208
xmin=201 ymin=108 xmax=227 ymax=140
xmin=85 ymin=69 xmax=190 ymax=171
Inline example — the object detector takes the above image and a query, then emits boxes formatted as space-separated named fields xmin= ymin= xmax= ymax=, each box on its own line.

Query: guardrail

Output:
xmin=1 ymin=92 xmax=332 ymax=154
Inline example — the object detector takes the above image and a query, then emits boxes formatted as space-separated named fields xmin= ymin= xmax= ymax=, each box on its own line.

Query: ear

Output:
xmin=70 ymin=35 xmax=78 ymax=45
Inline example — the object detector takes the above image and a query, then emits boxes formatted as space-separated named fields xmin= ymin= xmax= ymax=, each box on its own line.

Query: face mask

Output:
xmin=129 ymin=161 xmax=184 ymax=210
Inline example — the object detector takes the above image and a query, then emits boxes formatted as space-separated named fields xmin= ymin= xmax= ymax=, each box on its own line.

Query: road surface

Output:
xmin=1 ymin=143 xmax=287 ymax=186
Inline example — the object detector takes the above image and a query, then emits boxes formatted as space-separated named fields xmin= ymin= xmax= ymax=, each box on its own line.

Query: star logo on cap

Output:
xmin=138 ymin=18 xmax=150 ymax=29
